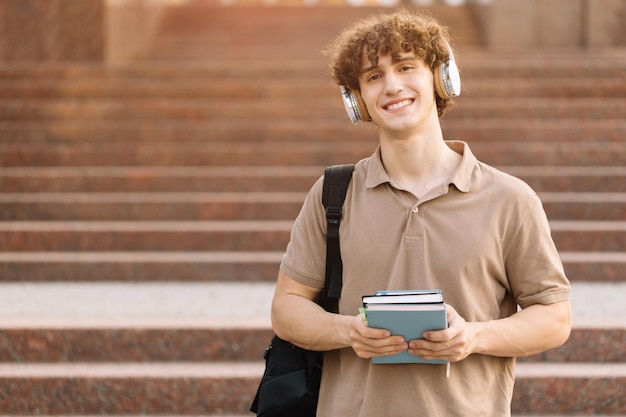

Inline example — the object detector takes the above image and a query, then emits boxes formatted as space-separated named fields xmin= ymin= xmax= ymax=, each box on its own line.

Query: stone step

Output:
xmin=0 ymin=283 xmax=626 ymax=417
xmin=550 ymin=221 xmax=626 ymax=252
xmin=1 ymin=166 xmax=625 ymax=193
xmin=0 ymin=51 xmax=623 ymax=79
xmin=1 ymin=141 xmax=625 ymax=166
xmin=0 ymin=361 xmax=263 ymax=415
xmin=0 ymin=318 xmax=622 ymax=364
xmin=0 ymin=221 xmax=623 ymax=253
xmin=2 ymin=118 xmax=624 ymax=142
xmin=1 ymin=98 xmax=623 ymax=120
xmin=0 ymin=251 xmax=622 ymax=282
xmin=0 ymin=251 xmax=282 ymax=282
xmin=0 ymin=221 xmax=293 ymax=252
xmin=146 ymin=5 xmax=484 ymax=60
xmin=0 ymin=281 xmax=620 ymax=329
xmin=0 ymin=318 xmax=273 ymax=363
xmin=0 ymin=277 xmax=622 ymax=412
xmin=462 ymin=77 xmax=626 ymax=98
xmin=511 ymin=363 xmax=626 ymax=414
xmin=0 ymin=281 xmax=624 ymax=415
xmin=0 ymin=192 xmax=622 ymax=221
xmin=0 ymin=362 xmax=624 ymax=414
xmin=0 ymin=165 xmax=322 ymax=193
xmin=2 ymin=77 xmax=624 ymax=99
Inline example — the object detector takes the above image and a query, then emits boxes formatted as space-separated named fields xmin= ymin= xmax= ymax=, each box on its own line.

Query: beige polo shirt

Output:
xmin=280 ymin=141 xmax=570 ymax=417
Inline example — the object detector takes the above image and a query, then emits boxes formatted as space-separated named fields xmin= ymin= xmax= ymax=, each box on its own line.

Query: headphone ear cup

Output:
xmin=352 ymin=89 xmax=371 ymax=122
xmin=340 ymin=86 xmax=371 ymax=124
xmin=434 ymin=55 xmax=461 ymax=99
xmin=434 ymin=63 xmax=447 ymax=99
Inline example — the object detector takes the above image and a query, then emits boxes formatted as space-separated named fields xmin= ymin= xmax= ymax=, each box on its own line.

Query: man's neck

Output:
xmin=379 ymin=128 xmax=461 ymax=199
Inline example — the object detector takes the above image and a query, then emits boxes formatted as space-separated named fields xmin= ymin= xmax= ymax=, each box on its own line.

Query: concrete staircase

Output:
xmin=0 ymin=3 xmax=625 ymax=416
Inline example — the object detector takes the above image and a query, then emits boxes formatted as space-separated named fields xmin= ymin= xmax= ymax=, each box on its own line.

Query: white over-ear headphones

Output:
xmin=340 ymin=42 xmax=460 ymax=124
xmin=434 ymin=43 xmax=461 ymax=100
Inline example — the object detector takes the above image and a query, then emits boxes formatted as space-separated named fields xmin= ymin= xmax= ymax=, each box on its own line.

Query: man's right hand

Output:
xmin=349 ymin=314 xmax=408 ymax=359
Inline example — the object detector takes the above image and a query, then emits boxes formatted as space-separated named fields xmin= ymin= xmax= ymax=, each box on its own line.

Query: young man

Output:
xmin=271 ymin=8 xmax=571 ymax=416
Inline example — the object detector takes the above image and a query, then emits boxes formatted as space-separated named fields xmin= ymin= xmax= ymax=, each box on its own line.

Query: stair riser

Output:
xmin=0 ymin=375 xmax=623 ymax=414
xmin=1 ymin=327 xmax=622 ymax=363
xmin=2 ymin=122 xmax=626 ymax=143
xmin=0 ymin=201 xmax=622 ymax=221
xmin=520 ymin=328 xmax=626 ymax=364
xmin=0 ymin=201 xmax=302 ymax=221
xmin=0 ymin=61 xmax=621 ymax=79
xmin=445 ymin=124 xmax=626 ymax=142
xmin=2 ymin=144 xmax=625 ymax=166
xmin=0 ymin=176 xmax=314 ymax=193
xmin=0 ymin=328 xmax=272 ymax=362
xmin=0 ymin=261 xmax=279 ymax=282
xmin=463 ymin=81 xmax=626 ymax=99
xmin=0 ymin=377 xmax=259 ymax=415
xmin=1 ymin=101 xmax=623 ymax=120
xmin=1 ymin=173 xmax=625 ymax=193
xmin=512 ymin=377 xmax=626 ymax=415
xmin=0 ymin=176 xmax=620 ymax=192
xmin=2 ymin=81 xmax=624 ymax=99
xmin=0 ymin=261 xmax=620 ymax=282
xmin=0 ymin=230 xmax=292 ymax=252
xmin=0 ymin=229 xmax=622 ymax=252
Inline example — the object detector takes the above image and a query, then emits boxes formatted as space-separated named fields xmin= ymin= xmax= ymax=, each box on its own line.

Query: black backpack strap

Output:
xmin=320 ymin=164 xmax=354 ymax=313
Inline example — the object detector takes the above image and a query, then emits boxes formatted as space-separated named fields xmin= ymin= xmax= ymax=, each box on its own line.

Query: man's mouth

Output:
xmin=384 ymin=99 xmax=414 ymax=111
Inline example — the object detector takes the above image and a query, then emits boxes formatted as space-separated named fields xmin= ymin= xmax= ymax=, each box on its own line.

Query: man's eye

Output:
xmin=367 ymin=74 xmax=381 ymax=82
xmin=400 ymin=65 xmax=414 ymax=72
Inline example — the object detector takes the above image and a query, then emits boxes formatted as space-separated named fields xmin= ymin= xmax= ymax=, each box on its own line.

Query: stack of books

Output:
xmin=362 ymin=290 xmax=448 ymax=365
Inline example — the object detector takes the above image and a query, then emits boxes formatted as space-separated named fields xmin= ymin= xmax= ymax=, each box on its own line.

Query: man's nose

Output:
xmin=384 ymin=73 xmax=403 ymax=95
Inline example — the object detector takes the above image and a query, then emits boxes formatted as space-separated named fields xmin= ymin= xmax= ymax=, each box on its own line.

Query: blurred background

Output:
xmin=0 ymin=0 xmax=624 ymax=415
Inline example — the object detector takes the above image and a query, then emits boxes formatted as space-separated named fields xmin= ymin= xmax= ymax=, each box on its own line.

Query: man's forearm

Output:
xmin=470 ymin=300 xmax=571 ymax=357
xmin=271 ymin=272 xmax=353 ymax=351
xmin=272 ymin=293 xmax=353 ymax=351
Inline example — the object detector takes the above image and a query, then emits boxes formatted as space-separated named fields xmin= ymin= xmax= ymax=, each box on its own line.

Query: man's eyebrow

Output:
xmin=359 ymin=55 xmax=417 ymax=76
xmin=395 ymin=55 xmax=418 ymax=64
xmin=359 ymin=64 xmax=379 ymax=76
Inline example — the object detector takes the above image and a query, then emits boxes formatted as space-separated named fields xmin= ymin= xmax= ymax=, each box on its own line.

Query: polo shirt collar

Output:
xmin=365 ymin=140 xmax=476 ymax=193
xmin=447 ymin=140 xmax=475 ymax=193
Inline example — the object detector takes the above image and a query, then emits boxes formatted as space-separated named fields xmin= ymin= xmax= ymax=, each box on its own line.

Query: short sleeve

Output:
xmin=503 ymin=189 xmax=571 ymax=308
xmin=280 ymin=175 xmax=328 ymax=289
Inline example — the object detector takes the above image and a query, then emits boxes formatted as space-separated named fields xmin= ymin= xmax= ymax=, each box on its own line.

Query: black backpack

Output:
xmin=250 ymin=164 xmax=355 ymax=417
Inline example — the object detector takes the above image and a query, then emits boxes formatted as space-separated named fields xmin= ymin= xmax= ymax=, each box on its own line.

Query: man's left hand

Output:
xmin=407 ymin=304 xmax=476 ymax=362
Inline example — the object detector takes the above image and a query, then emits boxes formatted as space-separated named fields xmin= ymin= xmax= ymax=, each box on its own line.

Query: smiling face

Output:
xmin=325 ymin=9 xmax=456 ymax=118
xmin=358 ymin=50 xmax=438 ymax=135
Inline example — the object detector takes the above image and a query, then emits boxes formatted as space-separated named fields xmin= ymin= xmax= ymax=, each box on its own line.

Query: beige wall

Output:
xmin=0 ymin=0 xmax=174 ymax=63
xmin=106 ymin=0 xmax=200 ymax=64
xmin=473 ymin=0 xmax=626 ymax=49
xmin=0 ymin=0 xmax=105 ymax=61
xmin=585 ymin=0 xmax=626 ymax=47
xmin=105 ymin=0 xmax=167 ymax=64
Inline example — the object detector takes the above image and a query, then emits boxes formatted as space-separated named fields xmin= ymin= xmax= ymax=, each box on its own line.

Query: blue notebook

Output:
xmin=365 ymin=293 xmax=448 ymax=365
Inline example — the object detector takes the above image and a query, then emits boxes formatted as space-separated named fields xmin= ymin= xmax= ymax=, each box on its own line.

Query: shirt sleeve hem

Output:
xmin=280 ymin=262 xmax=325 ymax=290
xmin=518 ymin=288 xmax=570 ymax=309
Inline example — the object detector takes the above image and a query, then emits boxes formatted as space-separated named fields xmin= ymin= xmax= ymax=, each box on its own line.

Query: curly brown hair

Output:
xmin=323 ymin=8 xmax=456 ymax=117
